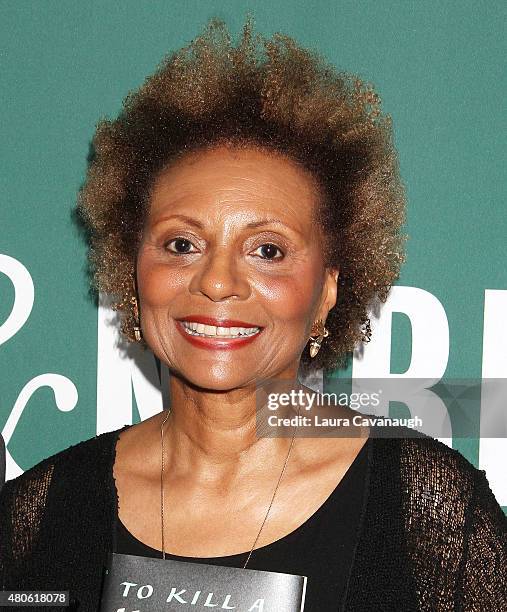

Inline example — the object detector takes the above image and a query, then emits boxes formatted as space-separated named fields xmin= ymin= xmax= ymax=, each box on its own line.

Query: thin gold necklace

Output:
xmin=159 ymin=406 xmax=299 ymax=569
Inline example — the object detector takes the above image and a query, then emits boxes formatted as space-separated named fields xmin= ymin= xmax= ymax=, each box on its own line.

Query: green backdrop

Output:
xmin=1 ymin=0 xmax=505 ymax=515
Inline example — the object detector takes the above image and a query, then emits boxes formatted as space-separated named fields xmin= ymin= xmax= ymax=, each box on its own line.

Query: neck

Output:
xmin=160 ymin=371 xmax=299 ymax=485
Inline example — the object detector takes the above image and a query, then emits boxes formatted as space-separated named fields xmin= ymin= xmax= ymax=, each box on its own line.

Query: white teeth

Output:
xmin=180 ymin=321 xmax=260 ymax=338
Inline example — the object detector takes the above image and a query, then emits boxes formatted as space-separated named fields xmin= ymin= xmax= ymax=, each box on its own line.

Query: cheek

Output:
xmin=136 ymin=258 xmax=186 ymax=309
xmin=255 ymin=265 xmax=322 ymax=325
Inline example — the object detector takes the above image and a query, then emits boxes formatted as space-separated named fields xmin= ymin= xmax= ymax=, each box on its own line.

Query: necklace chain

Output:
xmin=160 ymin=408 xmax=171 ymax=560
xmin=160 ymin=406 xmax=299 ymax=569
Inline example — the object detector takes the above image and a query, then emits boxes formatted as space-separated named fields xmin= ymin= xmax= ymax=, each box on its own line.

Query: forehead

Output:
xmin=147 ymin=145 xmax=321 ymax=226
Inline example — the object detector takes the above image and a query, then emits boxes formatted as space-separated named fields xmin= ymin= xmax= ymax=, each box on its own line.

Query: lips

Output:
xmin=177 ymin=315 xmax=261 ymax=328
xmin=174 ymin=315 xmax=263 ymax=350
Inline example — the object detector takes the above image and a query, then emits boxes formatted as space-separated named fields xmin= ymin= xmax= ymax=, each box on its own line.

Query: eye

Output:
xmin=164 ymin=237 xmax=198 ymax=254
xmin=251 ymin=243 xmax=284 ymax=261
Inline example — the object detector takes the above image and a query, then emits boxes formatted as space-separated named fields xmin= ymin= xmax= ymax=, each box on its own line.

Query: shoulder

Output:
xmin=397 ymin=428 xmax=480 ymax=495
xmin=369 ymin=426 xmax=506 ymax=608
xmin=369 ymin=420 xmax=479 ymax=480
xmin=0 ymin=425 xmax=131 ymax=578
xmin=0 ymin=425 xmax=131 ymax=557
xmin=370 ymin=423 xmax=503 ymax=528
xmin=402 ymin=433 xmax=505 ymax=534
xmin=0 ymin=424 xmax=130 ymax=510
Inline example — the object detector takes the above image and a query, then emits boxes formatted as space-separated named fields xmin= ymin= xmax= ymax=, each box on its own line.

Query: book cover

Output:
xmin=100 ymin=552 xmax=307 ymax=611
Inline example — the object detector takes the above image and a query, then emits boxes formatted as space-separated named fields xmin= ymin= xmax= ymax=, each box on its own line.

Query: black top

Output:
xmin=113 ymin=437 xmax=370 ymax=611
xmin=3 ymin=424 xmax=506 ymax=611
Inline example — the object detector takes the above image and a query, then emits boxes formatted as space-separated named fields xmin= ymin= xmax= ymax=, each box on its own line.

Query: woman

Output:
xmin=0 ymin=19 xmax=505 ymax=612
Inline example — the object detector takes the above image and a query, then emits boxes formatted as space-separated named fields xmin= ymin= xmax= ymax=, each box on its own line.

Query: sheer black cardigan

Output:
xmin=0 ymin=423 xmax=505 ymax=611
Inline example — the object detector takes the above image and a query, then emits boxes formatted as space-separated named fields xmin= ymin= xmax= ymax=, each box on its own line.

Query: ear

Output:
xmin=316 ymin=266 xmax=339 ymax=324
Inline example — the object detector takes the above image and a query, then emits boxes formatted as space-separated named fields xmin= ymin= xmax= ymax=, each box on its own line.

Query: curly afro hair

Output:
xmin=77 ymin=18 xmax=407 ymax=375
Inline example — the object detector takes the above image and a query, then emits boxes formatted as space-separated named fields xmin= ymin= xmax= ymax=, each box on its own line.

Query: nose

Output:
xmin=188 ymin=246 xmax=251 ymax=302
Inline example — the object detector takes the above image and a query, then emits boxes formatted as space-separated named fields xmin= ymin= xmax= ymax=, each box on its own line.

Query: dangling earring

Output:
xmin=130 ymin=294 xmax=142 ymax=342
xmin=308 ymin=318 xmax=329 ymax=358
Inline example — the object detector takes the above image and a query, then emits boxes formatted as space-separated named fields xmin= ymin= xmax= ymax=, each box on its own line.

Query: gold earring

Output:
xmin=130 ymin=295 xmax=142 ymax=342
xmin=308 ymin=318 xmax=329 ymax=358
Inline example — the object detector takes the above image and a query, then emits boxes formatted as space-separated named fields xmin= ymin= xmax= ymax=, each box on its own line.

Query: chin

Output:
xmin=171 ymin=364 xmax=258 ymax=392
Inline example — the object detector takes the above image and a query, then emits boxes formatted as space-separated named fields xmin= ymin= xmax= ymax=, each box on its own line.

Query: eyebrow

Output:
xmin=152 ymin=214 xmax=302 ymax=234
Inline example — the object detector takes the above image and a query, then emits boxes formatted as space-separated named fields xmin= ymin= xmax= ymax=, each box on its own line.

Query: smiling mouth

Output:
xmin=179 ymin=320 xmax=262 ymax=339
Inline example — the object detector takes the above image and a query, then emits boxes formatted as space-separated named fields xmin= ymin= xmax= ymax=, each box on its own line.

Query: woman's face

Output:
xmin=136 ymin=144 xmax=338 ymax=390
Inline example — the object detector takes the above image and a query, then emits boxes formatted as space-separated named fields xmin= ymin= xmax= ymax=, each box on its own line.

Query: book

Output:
xmin=100 ymin=552 xmax=307 ymax=611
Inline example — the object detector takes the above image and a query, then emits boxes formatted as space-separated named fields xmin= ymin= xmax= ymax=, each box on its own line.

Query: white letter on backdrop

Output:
xmin=96 ymin=293 xmax=163 ymax=434
xmin=352 ymin=286 xmax=451 ymax=443
xmin=1 ymin=254 xmax=78 ymax=481
xmin=479 ymin=290 xmax=507 ymax=506
xmin=0 ymin=254 xmax=34 ymax=346
xmin=2 ymin=374 xmax=78 ymax=480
